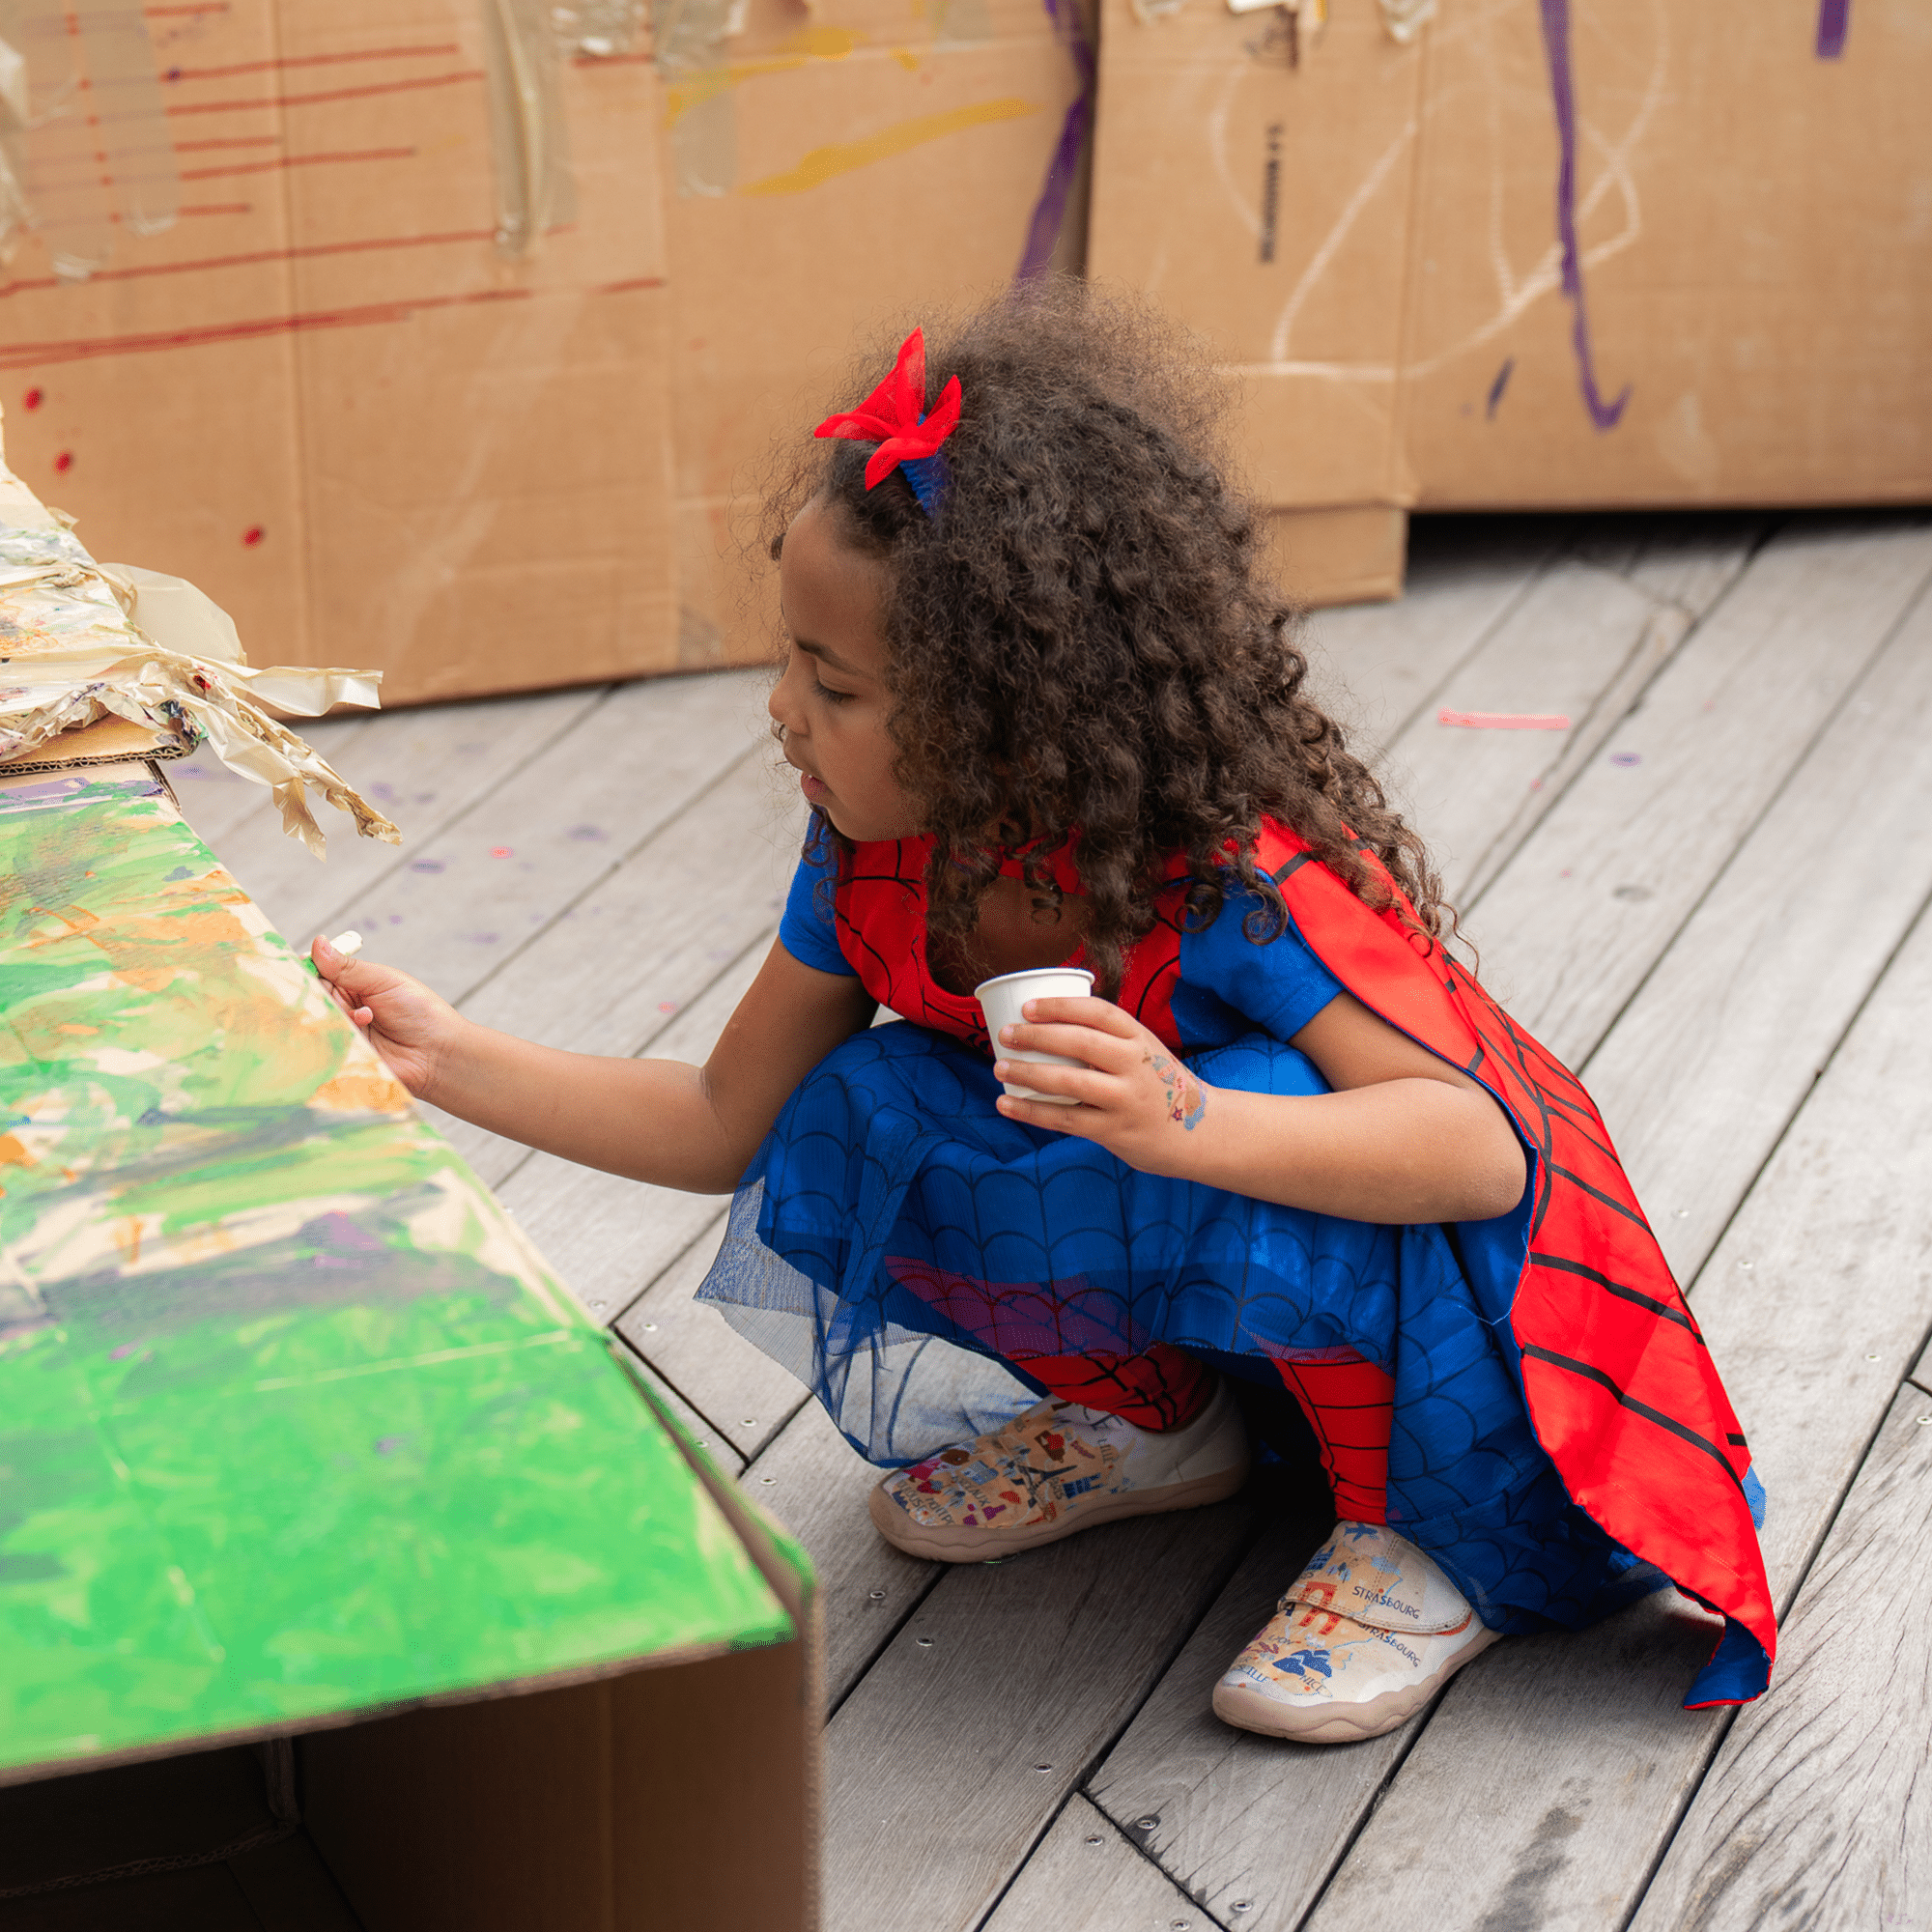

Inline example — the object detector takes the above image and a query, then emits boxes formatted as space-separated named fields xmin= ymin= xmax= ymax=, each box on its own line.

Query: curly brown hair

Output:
xmin=765 ymin=279 xmax=1449 ymax=995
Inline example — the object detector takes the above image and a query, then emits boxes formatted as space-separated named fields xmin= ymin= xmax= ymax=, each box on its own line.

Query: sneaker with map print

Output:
xmin=1212 ymin=1521 xmax=1501 ymax=1743
xmin=867 ymin=1378 xmax=1249 ymax=1561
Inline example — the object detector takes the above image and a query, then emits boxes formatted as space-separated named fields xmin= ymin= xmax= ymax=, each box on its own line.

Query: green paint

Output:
xmin=0 ymin=772 xmax=796 ymax=1777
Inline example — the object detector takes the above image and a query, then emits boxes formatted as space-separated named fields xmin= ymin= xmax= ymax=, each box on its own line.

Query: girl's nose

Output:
xmin=769 ymin=658 xmax=807 ymax=739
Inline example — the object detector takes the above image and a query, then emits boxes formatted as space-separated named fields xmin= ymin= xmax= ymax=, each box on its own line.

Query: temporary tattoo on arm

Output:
xmin=1145 ymin=1048 xmax=1208 ymax=1130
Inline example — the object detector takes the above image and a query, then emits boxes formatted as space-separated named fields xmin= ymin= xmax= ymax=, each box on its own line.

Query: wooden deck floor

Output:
xmin=174 ymin=509 xmax=1932 ymax=1932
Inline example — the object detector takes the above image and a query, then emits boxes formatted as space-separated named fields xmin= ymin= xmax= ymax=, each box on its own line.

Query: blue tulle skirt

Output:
xmin=697 ymin=1020 xmax=1662 ymax=1634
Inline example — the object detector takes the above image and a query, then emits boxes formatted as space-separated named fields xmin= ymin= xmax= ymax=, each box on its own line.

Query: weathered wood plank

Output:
xmin=1615 ymin=514 xmax=1768 ymax=618
xmin=738 ymin=1398 xmax=944 ymax=1712
xmin=454 ymin=752 xmax=800 ymax=1058
xmin=433 ymin=761 xmax=802 ymax=1181
xmin=613 ymin=1213 xmax=810 ymax=1465
xmin=183 ymin=686 xmax=608 ymax=949
xmin=1583 ymin=582 xmax=1932 ymax=1288
xmin=1631 ymin=1390 xmax=1932 ymax=1932
xmin=484 ymin=923 xmax=768 ymax=1246
xmin=1084 ymin=1512 xmax=1385 ymax=1932
xmin=289 ymin=669 xmax=769 ymax=1008
xmin=1290 ymin=893 xmax=1932 ymax=1932
xmin=1378 ymin=561 xmax=1681 ymax=901
xmin=609 ymin=1338 xmax=749 ymax=1478
xmin=1303 ymin=518 xmax=1567 ymax=753
xmin=1467 ymin=515 xmax=1932 ymax=1065
xmin=823 ymin=1504 xmax=1256 ymax=1932
xmin=980 ymin=1794 xmax=1221 ymax=1932
xmin=1568 ymin=512 xmax=1768 ymax=618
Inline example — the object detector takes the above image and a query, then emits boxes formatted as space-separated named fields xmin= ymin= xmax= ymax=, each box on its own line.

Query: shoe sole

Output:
xmin=868 ymin=1457 xmax=1251 ymax=1562
xmin=1208 ymin=1623 xmax=1501 ymax=1744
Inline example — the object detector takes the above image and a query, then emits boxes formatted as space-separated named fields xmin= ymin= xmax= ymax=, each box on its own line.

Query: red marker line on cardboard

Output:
xmin=1438 ymin=709 xmax=1571 ymax=730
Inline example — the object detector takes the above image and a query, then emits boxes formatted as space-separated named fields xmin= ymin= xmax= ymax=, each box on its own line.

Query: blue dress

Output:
xmin=697 ymin=828 xmax=1670 ymax=1639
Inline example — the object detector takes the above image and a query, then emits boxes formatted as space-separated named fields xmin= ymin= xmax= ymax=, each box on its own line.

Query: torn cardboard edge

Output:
xmin=0 ymin=713 xmax=191 ymax=774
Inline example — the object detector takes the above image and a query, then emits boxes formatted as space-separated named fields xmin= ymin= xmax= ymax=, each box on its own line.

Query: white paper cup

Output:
xmin=975 ymin=967 xmax=1096 ymax=1106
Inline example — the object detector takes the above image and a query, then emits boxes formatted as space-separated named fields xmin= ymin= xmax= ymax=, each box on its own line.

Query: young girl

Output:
xmin=316 ymin=287 xmax=1773 ymax=1742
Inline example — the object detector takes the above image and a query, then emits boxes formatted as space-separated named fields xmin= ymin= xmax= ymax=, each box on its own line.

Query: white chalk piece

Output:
xmin=330 ymin=930 xmax=364 ymax=957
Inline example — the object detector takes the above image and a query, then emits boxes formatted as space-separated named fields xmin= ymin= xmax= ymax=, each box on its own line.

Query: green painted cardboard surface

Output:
xmin=0 ymin=771 xmax=792 ymax=1777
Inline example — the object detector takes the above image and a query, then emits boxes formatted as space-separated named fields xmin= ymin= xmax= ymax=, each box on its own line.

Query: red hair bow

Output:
xmin=814 ymin=327 xmax=961 ymax=510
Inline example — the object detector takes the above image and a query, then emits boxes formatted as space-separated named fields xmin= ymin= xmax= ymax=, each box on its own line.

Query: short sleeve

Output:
xmin=778 ymin=824 xmax=856 ymax=977
xmin=1173 ymin=886 xmax=1344 ymax=1048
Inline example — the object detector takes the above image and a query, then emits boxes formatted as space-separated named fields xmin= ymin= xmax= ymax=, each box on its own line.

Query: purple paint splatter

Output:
xmin=1014 ymin=0 xmax=1094 ymax=282
xmin=1537 ymin=0 xmax=1631 ymax=431
xmin=1486 ymin=358 xmax=1515 ymax=419
xmin=1816 ymin=0 xmax=1849 ymax=58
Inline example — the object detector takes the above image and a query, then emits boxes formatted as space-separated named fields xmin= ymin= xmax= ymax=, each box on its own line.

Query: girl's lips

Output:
xmin=800 ymin=772 xmax=830 ymax=802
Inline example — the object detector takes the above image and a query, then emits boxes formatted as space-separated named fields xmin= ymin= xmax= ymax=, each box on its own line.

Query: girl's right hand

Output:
xmin=310 ymin=934 xmax=460 ymax=1100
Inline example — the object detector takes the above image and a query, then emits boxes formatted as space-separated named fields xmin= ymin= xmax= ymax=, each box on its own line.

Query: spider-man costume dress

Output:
xmin=696 ymin=815 xmax=1775 ymax=1706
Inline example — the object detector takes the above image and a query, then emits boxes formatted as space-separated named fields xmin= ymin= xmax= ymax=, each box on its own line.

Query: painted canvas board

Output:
xmin=0 ymin=765 xmax=794 ymax=1780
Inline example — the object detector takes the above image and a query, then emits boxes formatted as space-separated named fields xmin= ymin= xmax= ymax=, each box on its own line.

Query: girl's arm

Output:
xmin=311 ymin=934 xmax=875 ymax=1193
xmin=994 ymin=991 xmax=1527 ymax=1225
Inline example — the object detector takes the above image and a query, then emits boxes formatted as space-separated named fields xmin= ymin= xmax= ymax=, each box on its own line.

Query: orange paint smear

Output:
xmin=309 ymin=1067 xmax=412 ymax=1114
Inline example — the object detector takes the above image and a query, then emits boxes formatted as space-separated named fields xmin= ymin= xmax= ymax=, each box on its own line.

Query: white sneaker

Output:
xmin=868 ymin=1378 xmax=1250 ymax=1561
xmin=1212 ymin=1522 xmax=1500 ymax=1743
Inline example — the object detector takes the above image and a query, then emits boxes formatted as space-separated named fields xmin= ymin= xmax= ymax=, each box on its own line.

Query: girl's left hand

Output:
xmin=993 ymin=995 xmax=1214 ymax=1177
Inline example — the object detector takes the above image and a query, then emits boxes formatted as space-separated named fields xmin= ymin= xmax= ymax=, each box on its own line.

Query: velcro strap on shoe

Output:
xmin=1282 ymin=1524 xmax=1476 ymax=1636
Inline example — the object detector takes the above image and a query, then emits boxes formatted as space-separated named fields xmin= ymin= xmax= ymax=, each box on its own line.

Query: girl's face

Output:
xmin=769 ymin=497 xmax=921 ymax=843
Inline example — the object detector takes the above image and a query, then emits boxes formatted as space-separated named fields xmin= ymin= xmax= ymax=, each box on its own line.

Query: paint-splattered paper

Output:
xmin=0 ymin=444 xmax=398 ymax=857
xmin=0 ymin=769 xmax=791 ymax=1779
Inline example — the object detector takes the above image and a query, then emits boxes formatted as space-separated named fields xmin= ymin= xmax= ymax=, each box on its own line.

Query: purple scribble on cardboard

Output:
xmin=1015 ymin=0 xmax=1095 ymax=282
xmin=1537 ymin=0 xmax=1632 ymax=431
xmin=1816 ymin=0 xmax=1849 ymax=58
xmin=1486 ymin=358 xmax=1516 ymax=420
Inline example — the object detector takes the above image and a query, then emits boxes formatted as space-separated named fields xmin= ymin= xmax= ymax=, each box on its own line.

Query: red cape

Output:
xmin=1256 ymin=822 xmax=1773 ymax=1704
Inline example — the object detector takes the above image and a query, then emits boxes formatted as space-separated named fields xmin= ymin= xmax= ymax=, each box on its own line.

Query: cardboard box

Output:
xmin=0 ymin=0 xmax=677 ymax=705
xmin=665 ymin=0 xmax=1095 ymax=665
xmin=0 ymin=738 xmax=816 ymax=1922
xmin=1088 ymin=0 xmax=1420 ymax=515
xmin=1 ymin=1421 xmax=816 ymax=1932
xmin=1263 ymin=502 xmax=1406 ymax=608
xmin=1089 ymin=0 xmax=1931 ymax=516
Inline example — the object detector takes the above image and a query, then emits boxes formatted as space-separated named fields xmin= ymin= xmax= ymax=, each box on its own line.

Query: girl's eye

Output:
xmin=813 ymin=677 xmax=853 ymax=706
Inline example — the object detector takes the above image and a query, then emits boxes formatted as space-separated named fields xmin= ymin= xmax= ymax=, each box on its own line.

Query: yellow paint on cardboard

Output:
xmin=891 ymin=46 xmax=921 ymax=71
xmin=664 ymin=24 xmax=866 ymax=128
xmin=740 ymin=98 xmax=1042 ymax=197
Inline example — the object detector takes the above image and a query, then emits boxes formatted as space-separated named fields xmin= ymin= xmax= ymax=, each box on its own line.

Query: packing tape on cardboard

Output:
xmin=1378 ymin=0 xmax=1435 ymax=43
xmin=482 ymin=0 xmax=581 ymax=257
xmin=3 ymin=0 xmax=178 ymax=279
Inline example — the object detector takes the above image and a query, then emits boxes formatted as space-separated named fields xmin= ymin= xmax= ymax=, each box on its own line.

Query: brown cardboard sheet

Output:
xmin=1088 ymin=0 xmax=1931 ymax=518
xmin=667 ymin=0 xmax=1094 ymax=665
xmin=0 ymin=1 xmax=676 ymax=706
xmin=1088 ymin=0 xmax=1420 ymax=513
xmin=1263 ymin=503 xmax=1406 ymax=609
xmin=1403 ymin=0 xmax=1932 ymax=507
